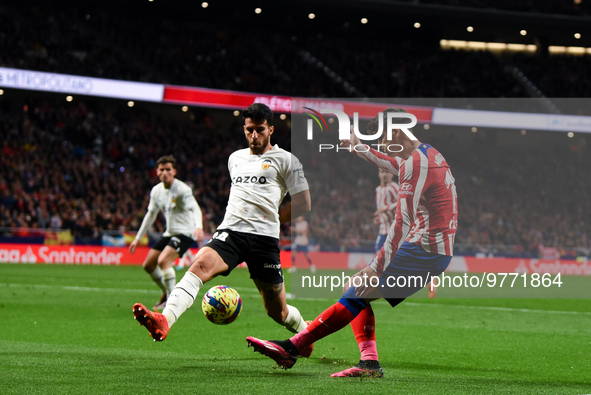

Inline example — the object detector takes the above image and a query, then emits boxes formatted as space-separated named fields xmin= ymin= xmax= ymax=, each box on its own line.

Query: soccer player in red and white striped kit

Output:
xmin=247 ymin=108 xmax=458 ymax=377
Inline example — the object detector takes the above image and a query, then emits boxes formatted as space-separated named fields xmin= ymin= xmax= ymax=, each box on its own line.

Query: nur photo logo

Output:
xmin=304 ymin=108 xmax=418 ymax=152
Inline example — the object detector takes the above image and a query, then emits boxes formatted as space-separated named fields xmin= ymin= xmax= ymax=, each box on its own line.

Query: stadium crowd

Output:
xmin=1 ymin=95 xmax=589 ymax=257
xmin=2 ymin=3 xmax=590 ymax=98
xmin=0 ymin=98 xmax=292 ymax=242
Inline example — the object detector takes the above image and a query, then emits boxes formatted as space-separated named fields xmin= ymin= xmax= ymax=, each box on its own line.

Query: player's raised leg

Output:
xmin=247 ymin=267 xmax=381 ymax=367
xmin=165 ymin=246 xmax=228 ymax=325
xmin=133 ymin=246 xmax=228 ymax=341
xmin=247 ymin=292 xmax=368 ymax=368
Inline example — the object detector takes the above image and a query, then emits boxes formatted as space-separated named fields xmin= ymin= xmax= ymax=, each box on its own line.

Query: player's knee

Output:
xmin=142 ymin=259 xmax=157 ymax=272
xmin=157 ymin=254 xmax=172 ymax=267
xmin=189 ymin=258 xmax=209 ymax=279
xmin=189 ymin=252 xmax=223 ymax=283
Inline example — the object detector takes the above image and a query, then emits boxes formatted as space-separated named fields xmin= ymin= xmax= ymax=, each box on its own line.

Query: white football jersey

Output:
xmin=293 ymin=220 xmax=309 ymax=246
xmin=218 ymin=145 xmax=309 ymax=239
xmin=136 ymin=179 xmax=202 ymax=240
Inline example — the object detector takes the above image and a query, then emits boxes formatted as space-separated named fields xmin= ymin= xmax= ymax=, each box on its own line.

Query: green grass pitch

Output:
xmin=1 ymin=264 xmax=590 ymax=394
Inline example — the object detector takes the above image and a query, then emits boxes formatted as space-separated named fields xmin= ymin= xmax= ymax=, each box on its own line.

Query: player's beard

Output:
xmin=248 ymin=135 xmax=268 ymax=154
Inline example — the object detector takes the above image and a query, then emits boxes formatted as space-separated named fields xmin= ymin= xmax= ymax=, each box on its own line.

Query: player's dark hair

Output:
xmin=367 ymin=107 xmax=412 ymax=134
xmin=156 ymin=155 xmax=176 ymax=168
xmin=243 ymin=103 xmax=273 ymax=126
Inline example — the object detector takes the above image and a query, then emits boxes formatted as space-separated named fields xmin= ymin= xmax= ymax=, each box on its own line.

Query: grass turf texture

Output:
xmin=1 ymin=264 xmax=590 ymax=394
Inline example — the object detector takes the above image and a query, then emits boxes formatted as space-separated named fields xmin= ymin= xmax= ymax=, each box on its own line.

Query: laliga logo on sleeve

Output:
xmin=304 ymin=108 xmax=417 ymax=153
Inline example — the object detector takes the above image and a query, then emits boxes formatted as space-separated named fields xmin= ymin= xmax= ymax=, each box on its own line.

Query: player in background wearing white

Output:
xmin=129 ymin=155 xmax=204 ymax=310
xmin=291 ymin=216 xmax=316 ymax=273
xmin=132 ymin=104 xmax=314 ymax=356
xmin=374 ymin=169 xmax=398 ymax=253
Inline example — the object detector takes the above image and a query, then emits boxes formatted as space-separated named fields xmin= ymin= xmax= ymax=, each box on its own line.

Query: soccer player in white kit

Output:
xmin=132 ymin=104 xmax=314 ymax=356
xmin=291 ymin=216 xmax=316 ymax=273
xmin=129 ymin=155 xmax=204 ymax=310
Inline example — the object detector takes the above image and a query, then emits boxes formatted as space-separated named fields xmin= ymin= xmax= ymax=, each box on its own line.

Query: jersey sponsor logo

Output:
xmin=261 ymin=159 xmax=272 ymax=170
xmin=263 ymin=262 xmax=281 ymax=270
xmin=400 ymin=182 xmax=414 ymax=195
xmin=232 ymin=176 xmax=267 ymax=185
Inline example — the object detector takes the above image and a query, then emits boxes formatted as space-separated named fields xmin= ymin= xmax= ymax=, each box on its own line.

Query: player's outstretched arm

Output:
xmin=340 ymin=130 xmax=401 ymax=175
xmin=185 ymin=192 xmax=204 ymax=242
xmin=133 ymin=192 xmax=159 ymax=251
xmin=279 ymin=190 xmax=311 ymax=223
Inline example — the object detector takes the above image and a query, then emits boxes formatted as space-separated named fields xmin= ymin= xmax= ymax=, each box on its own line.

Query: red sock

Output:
xmin=351 ymin=304 xmax=378 ymax=361
xmin=290 ymin=302 xmax=355 ymax=351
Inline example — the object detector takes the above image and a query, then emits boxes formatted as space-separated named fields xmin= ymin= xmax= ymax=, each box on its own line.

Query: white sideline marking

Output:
xmin=2 ymin=283 xmax=590 ymax=316
xmin=1 ymin=283 xmax=155 ymax=294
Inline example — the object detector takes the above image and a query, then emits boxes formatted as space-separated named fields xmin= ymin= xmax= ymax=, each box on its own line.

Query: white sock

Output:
xmin=162 ymin=271 xmax=203 ymax=327
xmin=161 ymin=267 xmax=176 ymax=297
xmin=284 ymin=304 xmax=307 ymax=333
xmin=149 ymin=266 xmax=167 ymax=294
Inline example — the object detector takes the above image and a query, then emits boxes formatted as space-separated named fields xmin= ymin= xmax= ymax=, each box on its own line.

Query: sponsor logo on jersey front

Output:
xmin=232 ymin=176 xmax=267 ymax=185
xmin=399 ymin=183 xmax=413 ymax=195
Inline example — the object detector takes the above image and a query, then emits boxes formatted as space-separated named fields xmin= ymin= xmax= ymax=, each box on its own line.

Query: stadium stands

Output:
xmin=0 ymin=97 xmax=290 ymax=243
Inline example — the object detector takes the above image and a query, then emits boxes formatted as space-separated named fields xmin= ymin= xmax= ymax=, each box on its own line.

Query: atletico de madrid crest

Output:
xmin=262 ymin=159 xmax=272 ymax=170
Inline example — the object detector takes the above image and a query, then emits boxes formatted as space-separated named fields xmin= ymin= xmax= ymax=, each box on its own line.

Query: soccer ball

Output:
xmin=202 ymin=285 xmax=242 ymax=325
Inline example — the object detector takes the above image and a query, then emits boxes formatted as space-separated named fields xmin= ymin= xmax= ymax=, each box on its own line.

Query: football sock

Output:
xmin=162 ymin=271 xmax=203 ymax=327
xmin=290 ymin=287 xmax=368 ymax=352
xmin=290 ymin=301 xmax=359 ymax=352
xmin=351 ymin=304 xmax=378 ymax=361
xmin=269 ymin=339 xmax=299 ymax=357
xmin=148 ymin=266 xmax=167 ymax=294
xmin=161 ymin=267 xmax=176 ymax=297
xmin=283 ymin=304 xmax=308 ymax=333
